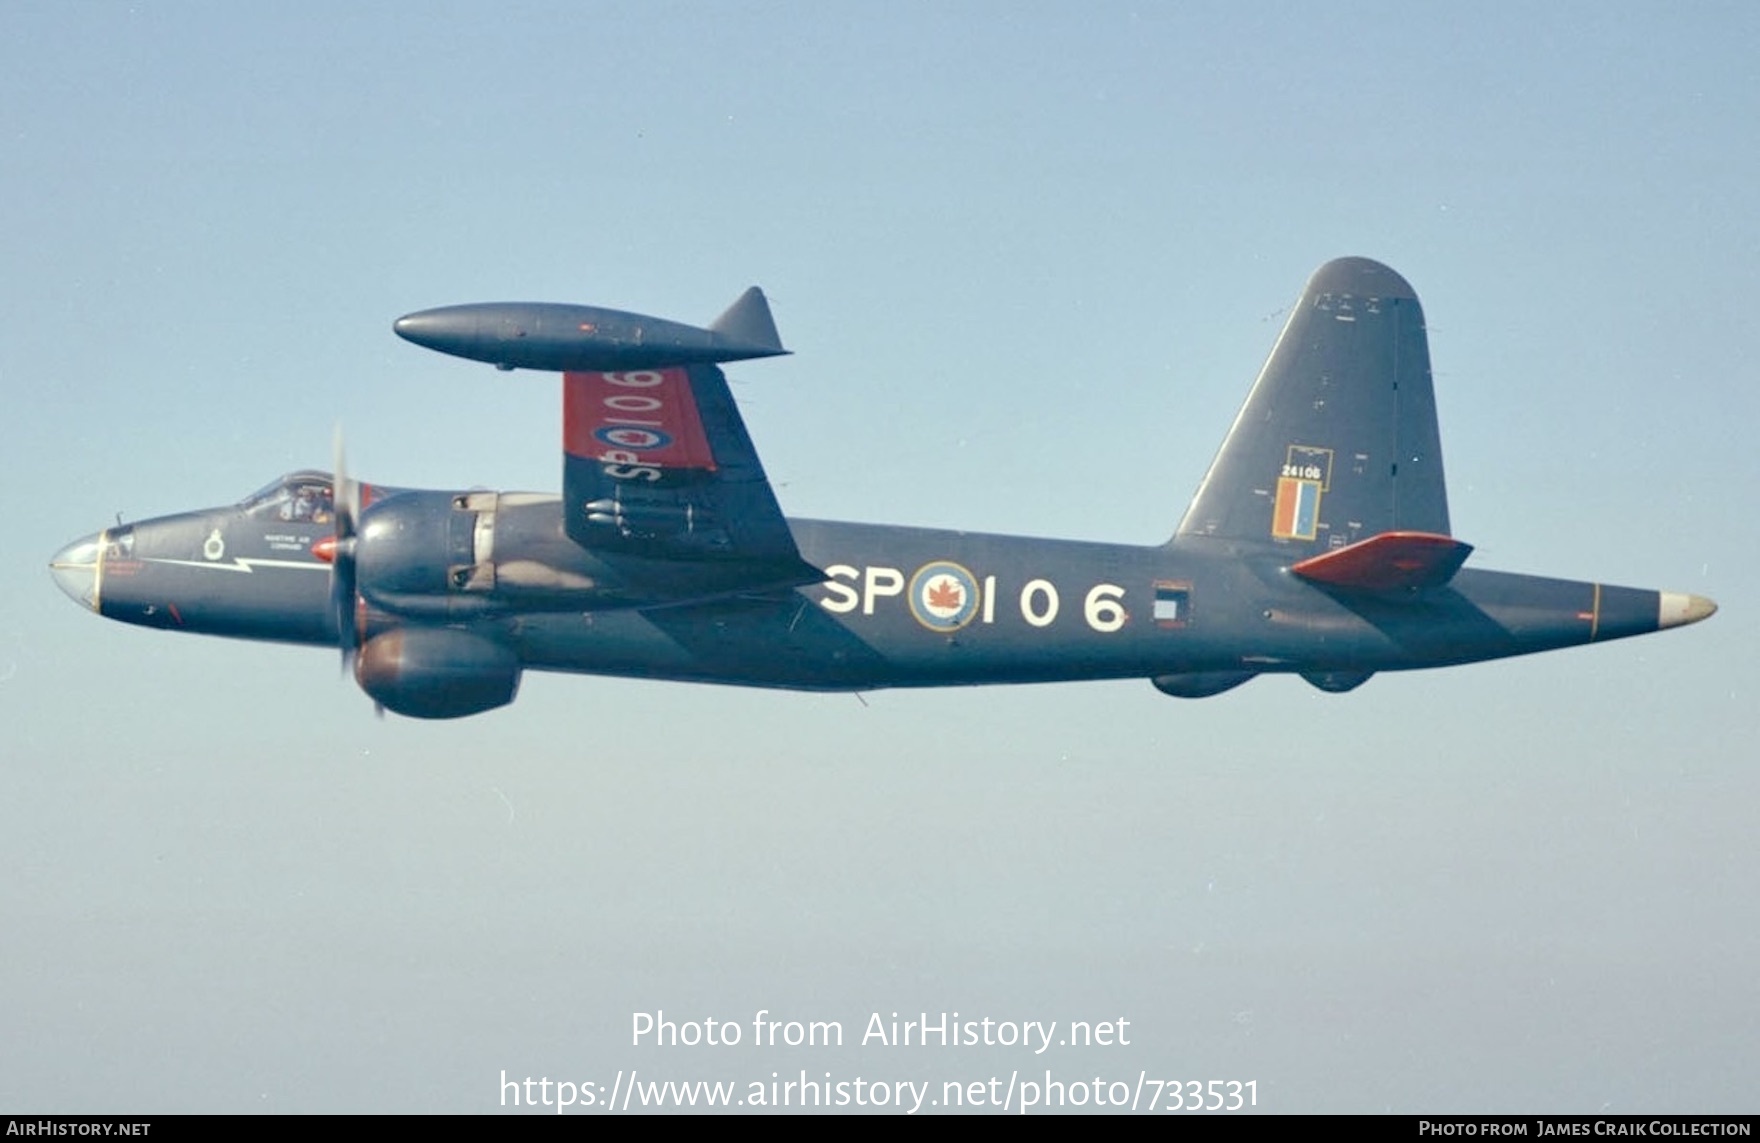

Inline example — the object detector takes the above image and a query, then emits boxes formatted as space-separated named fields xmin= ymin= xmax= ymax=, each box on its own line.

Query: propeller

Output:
xmin=327 ymin=426 xmax=363 ymax=671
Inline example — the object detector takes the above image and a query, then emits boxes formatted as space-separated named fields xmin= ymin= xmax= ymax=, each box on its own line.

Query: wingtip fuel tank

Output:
xmin=393 ymin=288 xmax=788 ymax=373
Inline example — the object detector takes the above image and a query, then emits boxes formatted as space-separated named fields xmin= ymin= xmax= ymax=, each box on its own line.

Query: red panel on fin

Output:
xmin=1291 ymin=531 xmax=1472 ymax=593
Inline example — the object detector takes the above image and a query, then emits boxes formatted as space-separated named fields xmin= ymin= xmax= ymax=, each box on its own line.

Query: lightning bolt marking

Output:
xmin=141 ymin=557 xmax=329 ymax=574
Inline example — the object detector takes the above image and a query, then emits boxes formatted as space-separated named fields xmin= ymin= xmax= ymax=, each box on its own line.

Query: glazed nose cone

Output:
xmin=50 ymin=532 xmax=103 ymax=612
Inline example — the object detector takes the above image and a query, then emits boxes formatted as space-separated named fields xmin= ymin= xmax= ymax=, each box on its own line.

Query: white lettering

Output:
xmin=605 ymin=370 xmax=665 ymax=388
xmin=1020 ymin=579 xmax=1059 ymax=627
xmin=819 ymin=565 xmax=860 ymax=613
xmin=1084 ymin=583 xmax=1127 ymax=632
xmin=863 ymin=567 xmax=904 ymax=615
xmin=601 ymin=463 xmax=661 ymax=481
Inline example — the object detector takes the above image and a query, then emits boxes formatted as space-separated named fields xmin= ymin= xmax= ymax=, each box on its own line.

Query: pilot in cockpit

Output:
xmin=277 ymin=480 xmax=333 ymax=525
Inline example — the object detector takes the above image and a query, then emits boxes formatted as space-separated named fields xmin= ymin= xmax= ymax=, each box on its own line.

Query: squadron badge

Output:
xmin=907 ymin=561 xmax=981 ymax=632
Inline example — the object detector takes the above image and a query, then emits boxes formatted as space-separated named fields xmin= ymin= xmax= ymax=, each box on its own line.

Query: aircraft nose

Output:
xmin=50 ymin=531 xmax=104 ymax=612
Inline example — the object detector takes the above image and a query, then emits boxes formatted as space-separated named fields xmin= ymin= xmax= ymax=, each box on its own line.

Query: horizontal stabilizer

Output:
xmin=1290 ymin=530 xmax=1472 ymax=593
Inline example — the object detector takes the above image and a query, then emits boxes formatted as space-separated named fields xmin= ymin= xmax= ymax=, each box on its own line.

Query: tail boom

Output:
xmin=1293 ymin=567 xmax=1717 ymax=672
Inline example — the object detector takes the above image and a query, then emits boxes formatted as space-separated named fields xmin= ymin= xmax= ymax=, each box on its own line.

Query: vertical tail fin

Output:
xmin=707 ymin=286 xmax=786 ymax=355
xmin=1173 ymin=257 xmax=1449 ymax=555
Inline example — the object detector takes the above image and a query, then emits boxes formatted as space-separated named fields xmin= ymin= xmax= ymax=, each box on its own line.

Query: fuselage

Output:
xmin=51 ymin=481 xmax=1697 ymax=696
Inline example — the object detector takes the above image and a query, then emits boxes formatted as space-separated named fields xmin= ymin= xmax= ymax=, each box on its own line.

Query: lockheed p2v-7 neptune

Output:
xmin=50 ymin=259 xmax=1716 ymax=717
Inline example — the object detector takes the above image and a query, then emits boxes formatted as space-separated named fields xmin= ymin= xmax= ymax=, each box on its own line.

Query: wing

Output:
xmin=394 ymin=285 xmax=816 ymax=590
xmin=562 ymin=362 xmax=816 ymax=582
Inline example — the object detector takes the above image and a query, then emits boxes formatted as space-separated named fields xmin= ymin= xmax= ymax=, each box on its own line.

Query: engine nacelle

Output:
xmin=1150 ymin=670 xmax=1257 ymax=698
xmin=352 ymin=489 xmax=800 ymax=619
xmin=354 ymin=627 xmax=521 ymax=719
xmin=357 ymin=491 xmax=476 ymax=600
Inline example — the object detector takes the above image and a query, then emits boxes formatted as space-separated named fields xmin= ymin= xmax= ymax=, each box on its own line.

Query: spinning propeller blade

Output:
xmin=330 ymin=426 xmax=362 ymax=672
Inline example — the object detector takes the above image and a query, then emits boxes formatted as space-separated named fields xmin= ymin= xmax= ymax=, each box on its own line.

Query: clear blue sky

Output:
xmin=2 ymin=2 xmax=1754 ymax=1113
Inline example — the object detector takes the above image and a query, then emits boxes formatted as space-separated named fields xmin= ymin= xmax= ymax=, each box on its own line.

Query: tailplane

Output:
xmin=1174 ymin=258 xmax=1449 ymax=557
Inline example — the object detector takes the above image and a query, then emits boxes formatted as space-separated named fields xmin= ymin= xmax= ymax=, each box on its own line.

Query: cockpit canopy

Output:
xmin=240 ymin=470 xmax=335 ymax=523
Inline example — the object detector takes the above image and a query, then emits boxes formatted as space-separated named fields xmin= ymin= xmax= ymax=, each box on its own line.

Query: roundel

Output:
xmin=907 ymin=561 xmax=981 ymax=632
xmin=593 ymin=425 xmax=673 ymax=451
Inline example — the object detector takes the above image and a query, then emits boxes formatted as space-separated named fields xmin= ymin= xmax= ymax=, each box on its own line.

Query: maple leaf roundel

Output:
xmin=907 ymin=560 xmax=981 ymax=632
